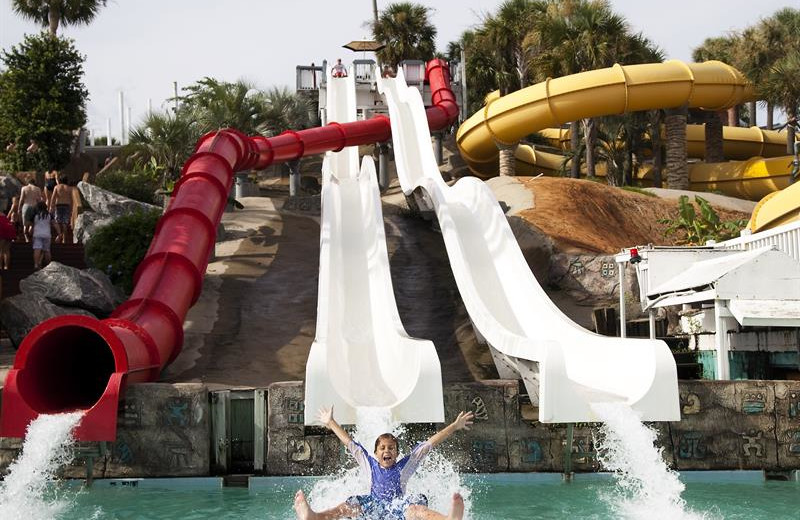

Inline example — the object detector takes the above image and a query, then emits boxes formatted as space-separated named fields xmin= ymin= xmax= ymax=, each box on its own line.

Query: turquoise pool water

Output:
xmin=56 ymin=473 xmax=798 ymax=520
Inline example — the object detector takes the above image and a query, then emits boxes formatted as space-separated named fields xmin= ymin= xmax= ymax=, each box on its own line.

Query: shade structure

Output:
xmin=342 ymin=39 xmax=385 ymax=52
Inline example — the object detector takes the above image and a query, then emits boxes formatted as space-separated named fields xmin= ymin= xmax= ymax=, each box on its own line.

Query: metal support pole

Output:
xmin=433 ymin=133 xmax=443 ymax=166
xmin=563 ymin=423 xmax=574 ymax=482
xmin=648 ymin=309 xmax=656 ymax=339
xmin=714 ymin=299 xmax=729 ymax=380
xmin=288 ymin=160 xmax=301 ymax=197
xmin=378 ymin=143 xmax=390 ymax=191
xmin=618 ymin=261 xmax=626 ymax=338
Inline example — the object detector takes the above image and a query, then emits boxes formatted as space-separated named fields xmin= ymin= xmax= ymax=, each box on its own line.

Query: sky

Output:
xmin=0 ymin=0 xmax=794 ymax=142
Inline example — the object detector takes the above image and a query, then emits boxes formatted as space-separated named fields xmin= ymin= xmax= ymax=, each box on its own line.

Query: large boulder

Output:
xmin=78 ymin=181 xmax=159 ymax=218
xmin=74 ymin=211 xmax=114 ymax=245
xmin=0 ymin=293 xmax=95 ymax=348
xmin=19 ymin=262 xmax=123 ymax=316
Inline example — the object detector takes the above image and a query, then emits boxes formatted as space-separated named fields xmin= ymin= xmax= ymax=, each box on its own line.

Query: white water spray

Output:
xmin=305 ymin=407 xmax=471 ymax=517
xmin=591 ymin=403 xmax=713 ymax=520
xmin=0 ymin=412 xmax=83 ymax=519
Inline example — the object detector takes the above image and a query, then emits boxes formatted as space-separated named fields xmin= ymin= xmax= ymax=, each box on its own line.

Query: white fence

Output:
xmin=720 ymin=221 xmax=800 ymax=264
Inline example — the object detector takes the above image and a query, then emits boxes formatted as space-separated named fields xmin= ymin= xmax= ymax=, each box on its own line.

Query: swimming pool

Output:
xmin=55 ymin=472 xmax=798 ymax=520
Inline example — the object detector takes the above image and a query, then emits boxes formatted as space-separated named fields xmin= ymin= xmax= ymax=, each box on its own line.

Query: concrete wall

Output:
xmin=264 ymin=380 xmax=800 ymax=476
xmin=0 ymin=383 xmax=210 ymax=478
xmin=1 ymin=379 xmax=799 ymax=477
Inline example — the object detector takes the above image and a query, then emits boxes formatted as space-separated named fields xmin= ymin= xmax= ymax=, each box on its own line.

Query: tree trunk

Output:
xmin=704 ymin=111 xmax=725 ymax=163
xmin=727 ymin=106 xmax=739 ymax=127
xmin=569 ymin=121 xmax=580 ymax=178
xmin=497 ymin=143 xmax=517 ymax=177
xmin=748 ymin=101 xmax=757 ymax=128
xmin=787 ymin=107 xmax=797 ymax=156
xmin=650 ymin=110 xmax=664 ymax=188
xmin=766 ymin=103 xmax=774 ymax=130
xmin=48 ymin=6 xmax=60 ymax=36
xmin=584 ymin=118 xmax=596 ymax=178
xmin=665 ymin=105 xmax=689 ymax=190
xmin=623 ymin=145 xmax=633 ymax=186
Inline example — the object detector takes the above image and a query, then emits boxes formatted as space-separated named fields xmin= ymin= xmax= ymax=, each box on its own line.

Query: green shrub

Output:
xmin=659 ymin=195 xmax=747 ymax=245
xmin=85 ymin=210 xmax=161 ymax=294
xmin=95 ymin=168 xmax=160 ymax=205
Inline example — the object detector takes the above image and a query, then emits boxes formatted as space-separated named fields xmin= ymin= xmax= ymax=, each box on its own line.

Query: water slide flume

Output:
xmin=303 ymin=68 xmax=443 ymax=426
xmin=380 ymin=71 xmax=680 ymax=422
xmin=538 ymin=124 xmax=791 ymax=160
xmin=1 ymin=60 xmax=456 ymax=442
xmin=456 ymin=60 xmax=796 ymax=200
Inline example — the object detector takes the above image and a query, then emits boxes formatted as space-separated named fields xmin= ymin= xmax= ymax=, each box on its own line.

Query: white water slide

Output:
xmin=303 ymin=68 xmax=444 ymax=426
xmin=378 ymin=71 xmax=680 ymax=423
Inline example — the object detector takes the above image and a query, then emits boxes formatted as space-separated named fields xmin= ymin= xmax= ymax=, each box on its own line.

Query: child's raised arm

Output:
xmin=426 ymin=411 xmax=474 ymax=448
xmin=317 ymin=406 xmax=352 ymax=447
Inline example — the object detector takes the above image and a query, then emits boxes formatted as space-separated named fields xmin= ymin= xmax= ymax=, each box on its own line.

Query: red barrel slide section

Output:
xmin=1 ymin=60 xmax=457 ymax=441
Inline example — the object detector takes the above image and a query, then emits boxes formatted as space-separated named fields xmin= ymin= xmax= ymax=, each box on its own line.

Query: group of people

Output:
xmin=330 ymin=59 xmax=396 ymax=79
xmin=1 ymin=171 xmax=82 ymax=270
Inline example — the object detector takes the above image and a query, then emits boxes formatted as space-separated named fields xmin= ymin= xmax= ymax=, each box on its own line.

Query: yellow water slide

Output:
xmin=747 ymin=181 xmax=800 ymax=232
xmin=457 ymin=60 xmax=754 ymax=175
xmin=538 ymin=125 xmax=790 ymax=160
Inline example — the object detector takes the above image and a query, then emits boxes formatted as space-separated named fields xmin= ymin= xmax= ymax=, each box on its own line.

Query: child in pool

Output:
xmin=294 ymin=406 xmax=473 ymax=520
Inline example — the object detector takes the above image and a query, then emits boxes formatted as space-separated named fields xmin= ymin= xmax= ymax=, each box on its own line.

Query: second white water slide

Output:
xmin=378 ymin=70 xmax=679 ymax=423
xmin=303 ymin=65 xmax=444 ymax=426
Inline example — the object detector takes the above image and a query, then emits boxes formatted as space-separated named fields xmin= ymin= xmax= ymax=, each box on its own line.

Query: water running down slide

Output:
xmin=379 ymin=71 xmax=680 ymax=422
xmin=303 ymin=67 xmax=443 ymax=426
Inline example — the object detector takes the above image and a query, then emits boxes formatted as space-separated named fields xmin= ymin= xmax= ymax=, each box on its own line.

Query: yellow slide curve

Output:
xmin=537 ymin=125 xmax=790 ymax=160
xmin=456 ymin=60 xmax=793 ymax=202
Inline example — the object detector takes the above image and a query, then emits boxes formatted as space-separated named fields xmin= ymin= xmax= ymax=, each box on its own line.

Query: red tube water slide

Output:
xmin=1 ymin=59 xmax=458 ymax=441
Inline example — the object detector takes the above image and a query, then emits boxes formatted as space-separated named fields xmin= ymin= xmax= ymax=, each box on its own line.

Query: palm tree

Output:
xmin=759 ymin=8 xmax=800 ymax=150
xmin=757 ymin=9 xmax=800 ymax=129
xmin=179 ymin=78 xmax=266 ymax=136
xmin=664 ymin=105 xmax=689 ymax=190
xmin=127 ymin=110 xmax=199 ymax=185
xmin=257 ymin=87 xmax=315 ymax=137
xmin=476 ymin=0 xmax=547 ymax=176
xmin=11 ymin=0 xmax=107 ymax=36
xmin=761 ymin=51 xmax=800 ymax=154
xmin=372 ymin=2 xmax=437 ymax=68
xmin=536 ymin=0 xmax=658 ymax=180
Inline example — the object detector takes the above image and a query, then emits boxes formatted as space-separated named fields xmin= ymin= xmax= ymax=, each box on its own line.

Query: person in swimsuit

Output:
xmin=49 ymin=174 xmax=72 ymax=244
xmin=31 ymin=201 xmax=51 ymax=269
xmin=19 ymin=178 xmax=43 ymax=243
xmin=44 ymin=170 xmax=58 ymax=205
xmin=293 ymin=406 xmax=472 ymax=520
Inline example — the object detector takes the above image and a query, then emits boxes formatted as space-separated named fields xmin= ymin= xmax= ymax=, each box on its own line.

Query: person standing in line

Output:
xmin=0 ymin=210 xmax=16 ymax=269
xmin=19 ymin=179 xmax=43 ymax=243
xmin=49 ymin=174 xmax=72 ymax=244
xmin=44 ymin=169 xmax=58 ymax=206
xmin=31 ymin=201 xmax=51 ymax=269
xmin=7 ymin=195 xmax=21 ymax=240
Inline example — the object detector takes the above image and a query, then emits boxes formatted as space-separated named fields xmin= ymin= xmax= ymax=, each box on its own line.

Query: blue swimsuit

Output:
xmin=344 ymin=440 xmax=431 ymax=519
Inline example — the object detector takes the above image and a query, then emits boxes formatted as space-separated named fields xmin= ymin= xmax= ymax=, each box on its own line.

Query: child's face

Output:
xmin=374 ymin=439 xmax=398 ymax=469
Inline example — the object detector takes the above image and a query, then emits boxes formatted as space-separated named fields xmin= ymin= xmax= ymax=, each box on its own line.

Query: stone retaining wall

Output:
xmin=1 ymin=380 xmax=798 ymax=477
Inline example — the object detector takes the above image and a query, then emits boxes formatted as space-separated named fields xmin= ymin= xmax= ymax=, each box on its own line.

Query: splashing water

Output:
xmin=305 ymin=407 xmax=471 ymax=517
xmin=591 ymin=403 xmax=714 ymax=520
xmin=0 ymin=412 xmax=84 ymax=520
